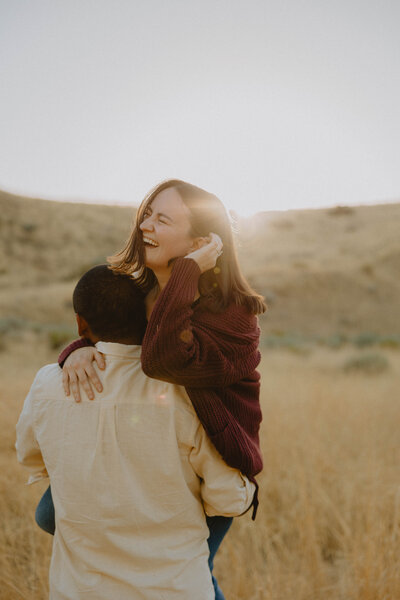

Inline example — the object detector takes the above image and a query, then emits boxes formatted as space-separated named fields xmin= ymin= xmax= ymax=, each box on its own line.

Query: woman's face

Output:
xmin=139 ymin=187 xmax=196 ymax=271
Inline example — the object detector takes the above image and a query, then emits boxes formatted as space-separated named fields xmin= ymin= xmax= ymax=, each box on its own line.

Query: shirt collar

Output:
xmin=95 ymin=341 xmax=142 ymax=359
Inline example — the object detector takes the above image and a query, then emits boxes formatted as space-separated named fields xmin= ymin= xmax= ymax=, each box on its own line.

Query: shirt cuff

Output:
xmin=203 ymin=475 xmax=256 ymax=518
xmin=27 ymin=469 xmax=49 ymax=485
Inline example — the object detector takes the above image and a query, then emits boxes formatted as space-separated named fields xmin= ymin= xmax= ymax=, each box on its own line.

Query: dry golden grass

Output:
xmin=215 ymin=350 xmax=400 ymax=599
xmin=1 ymin=192 xmax=400 ymax=597
xmin=1 ymin=341 xmax=400 ymax=600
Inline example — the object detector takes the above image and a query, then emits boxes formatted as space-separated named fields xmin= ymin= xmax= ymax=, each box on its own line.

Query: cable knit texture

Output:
xmin=140 ymin=258 xmax=263 ymax=480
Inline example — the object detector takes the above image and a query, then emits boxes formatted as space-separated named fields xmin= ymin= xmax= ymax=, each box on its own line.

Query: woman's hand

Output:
xmin=62 ymin=347 xmax=105 ymax=403
xmin=184 ymin=233 xmax=223 ymax=274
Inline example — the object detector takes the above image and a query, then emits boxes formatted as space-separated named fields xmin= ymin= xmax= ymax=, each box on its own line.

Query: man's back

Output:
xmin=17 ymin=342 xmax=254 ymax=599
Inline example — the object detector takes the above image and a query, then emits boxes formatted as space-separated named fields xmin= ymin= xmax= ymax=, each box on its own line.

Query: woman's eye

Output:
xmin=159 ymin=218 xmax=168 ymax=225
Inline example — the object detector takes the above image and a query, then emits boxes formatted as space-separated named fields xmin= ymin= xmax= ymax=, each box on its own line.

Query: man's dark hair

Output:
xmin=73 ymin=265 xmax=147 ymax=344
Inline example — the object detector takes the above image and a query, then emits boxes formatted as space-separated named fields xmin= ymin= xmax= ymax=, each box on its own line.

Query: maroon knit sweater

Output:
xmin=59 ymin=258 xmax=263 ymax=516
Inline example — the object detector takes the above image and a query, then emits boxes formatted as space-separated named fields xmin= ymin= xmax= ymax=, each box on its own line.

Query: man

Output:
xmin=16 ymin=265 xmax=255 ymax=600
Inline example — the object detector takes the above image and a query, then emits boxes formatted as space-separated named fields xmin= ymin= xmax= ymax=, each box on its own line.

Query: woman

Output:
xmin=58 ymin=179 xmax=266 ymax=599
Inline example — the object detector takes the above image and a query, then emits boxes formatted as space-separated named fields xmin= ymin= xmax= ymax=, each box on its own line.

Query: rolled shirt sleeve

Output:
xmin=16 ymin=376 xmax=48 ymax=485
xmin=189 ymin=423 xmax=256 ymax=517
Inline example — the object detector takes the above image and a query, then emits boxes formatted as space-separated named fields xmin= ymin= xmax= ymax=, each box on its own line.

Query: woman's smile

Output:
xmin=142 ymin=236 xmax=159 ymax=248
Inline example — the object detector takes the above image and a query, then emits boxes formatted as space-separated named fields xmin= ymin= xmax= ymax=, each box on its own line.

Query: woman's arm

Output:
xmin=141 ymin=258 xmax=261 ymax=388
xmin=58 ymin=340 xmax=105 ymax=402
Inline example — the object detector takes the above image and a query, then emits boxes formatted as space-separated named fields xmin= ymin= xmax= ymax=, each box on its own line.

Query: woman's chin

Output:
xmin=144 ymin=248 xmax=159 ymax=267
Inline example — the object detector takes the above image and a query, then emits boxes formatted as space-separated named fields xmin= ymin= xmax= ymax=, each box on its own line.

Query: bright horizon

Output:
xmin=1 ymin=1 xmax=399 ymax=217
xmin=2 ymin=184 xmax=399 ymax=219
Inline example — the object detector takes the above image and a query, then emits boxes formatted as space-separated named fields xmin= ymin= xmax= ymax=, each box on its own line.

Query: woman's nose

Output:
xmin=140 ymin=218 xmax=153 ymax=231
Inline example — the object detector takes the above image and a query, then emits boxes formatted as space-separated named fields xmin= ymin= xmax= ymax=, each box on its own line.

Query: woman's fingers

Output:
xmin=68 ymin=369 xmax=82 ymax=403
xmin=184 ymin=232 xmax=223 ymax=273
xmin=85 ymin=362 xmax=103 ymax=394
xmin=94 ymin=350 xmax=106 ymax=371
xmin=209 ymin=233 xmax=223 ymax=254
xmin=77 ymin=369 xmax=96 ymax=401
xmin=64 ymin=366 xmax=100 ymax=403
xmin=61 ymin=347 xmax=104 ymax=402
xmin=71 ymin=367 xmax=97 ymax=402
xmin=62 ymin=369 xmax=71 ymax=397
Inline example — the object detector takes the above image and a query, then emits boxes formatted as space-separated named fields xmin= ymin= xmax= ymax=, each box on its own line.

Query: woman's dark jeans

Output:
xmin=206 ymin=513 xmax=233 ymax=600
xmin=35 ymin=485 xmax=55 ymax=534
xmin=36 ymin=486 xmax=232 ymax=599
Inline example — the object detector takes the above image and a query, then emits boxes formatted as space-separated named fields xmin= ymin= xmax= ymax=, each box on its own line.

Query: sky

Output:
xmin=0 ymin=0 xmax=399 ymax=216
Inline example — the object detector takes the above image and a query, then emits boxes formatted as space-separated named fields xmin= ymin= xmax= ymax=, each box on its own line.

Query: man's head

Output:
xmin=73 ymin=265 xmax=147 ymax=345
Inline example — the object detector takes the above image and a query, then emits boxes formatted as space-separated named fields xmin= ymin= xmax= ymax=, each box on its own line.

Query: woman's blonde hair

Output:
xmin=109 ymin=179 xmax=266 ymax=315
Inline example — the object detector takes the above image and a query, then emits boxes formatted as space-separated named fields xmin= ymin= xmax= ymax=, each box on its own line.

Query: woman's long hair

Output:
xmin=108 ymin=179 xmax=266 ymax=315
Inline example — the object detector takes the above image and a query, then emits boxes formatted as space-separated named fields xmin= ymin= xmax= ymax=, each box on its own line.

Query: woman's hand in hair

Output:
xmin=62 ymin=347 xmax=105 ymax=403
xmin=184 ymin=233 xmax=223 ymax=274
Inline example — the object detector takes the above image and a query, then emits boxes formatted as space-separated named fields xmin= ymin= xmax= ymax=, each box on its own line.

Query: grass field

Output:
xmin=1 ymin=339 xmax=399 ymax=599
xmin=1 ymin=192 xmax=399 ymax=598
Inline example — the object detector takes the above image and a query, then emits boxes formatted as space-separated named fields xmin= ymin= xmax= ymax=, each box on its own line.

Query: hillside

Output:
xmin=237 ymin=203 xmax=400 ymax=336
xmin=1 ymin=189 xmax=400 ymax=338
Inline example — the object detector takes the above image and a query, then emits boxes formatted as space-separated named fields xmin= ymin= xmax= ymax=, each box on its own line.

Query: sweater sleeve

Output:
xmin=141 ymin=258 xmax=261 ymax=388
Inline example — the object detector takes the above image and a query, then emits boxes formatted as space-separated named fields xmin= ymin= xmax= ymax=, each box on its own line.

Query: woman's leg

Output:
xmin=206 ymin=515 xmax=233 ymax=600
xmin=35 ymin=485 xmax=55 ymax=535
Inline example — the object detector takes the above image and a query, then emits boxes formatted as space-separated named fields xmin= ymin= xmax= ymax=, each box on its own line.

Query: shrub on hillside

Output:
xmin=343 ymin=353 xmax=389 ymax=374
xmin=352 ymin=332 xmax=380 ymax=347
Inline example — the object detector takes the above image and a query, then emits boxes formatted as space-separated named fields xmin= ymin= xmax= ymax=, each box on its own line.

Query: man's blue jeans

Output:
xmin=36 ymin=486 xmax=232 ymax=600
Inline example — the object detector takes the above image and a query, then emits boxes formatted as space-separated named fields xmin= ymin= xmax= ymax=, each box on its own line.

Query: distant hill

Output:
xmin=1 ymin=189 xmax=400 ymax=337
xmin=237 ymin=202 xmax=400 ymax=336
xmin=0 ymin=190 xmax=133 ymax=287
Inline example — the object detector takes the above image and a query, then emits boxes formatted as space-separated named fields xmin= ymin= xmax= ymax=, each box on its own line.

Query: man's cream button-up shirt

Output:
xmin=16 ymin=342 xmax=255 ymax=600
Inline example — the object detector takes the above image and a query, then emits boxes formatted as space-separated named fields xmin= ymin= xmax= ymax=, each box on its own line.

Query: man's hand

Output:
xmin=62 ymin=347 xmax=105 ymax=402
xmin=184 ymin=233 xmax=223 ymax=274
